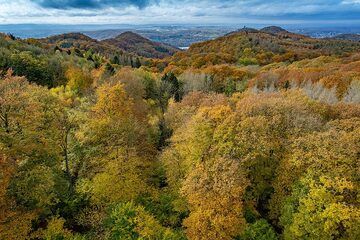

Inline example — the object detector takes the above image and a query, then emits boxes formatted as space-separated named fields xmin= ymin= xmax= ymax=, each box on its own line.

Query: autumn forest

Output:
xmin=0 ymin=25 xmax=359 ymax=240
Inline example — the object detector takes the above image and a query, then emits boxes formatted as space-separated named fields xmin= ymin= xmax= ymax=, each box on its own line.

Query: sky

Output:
xmin=0 ymin=0 xmax=360 ymax=25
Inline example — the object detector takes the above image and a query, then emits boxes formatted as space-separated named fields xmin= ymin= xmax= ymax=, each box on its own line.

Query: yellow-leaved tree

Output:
xmin=77 ymin=82 xmax=155 ymax=205
xmin=271 ymin=118 xmax=360 ymax=239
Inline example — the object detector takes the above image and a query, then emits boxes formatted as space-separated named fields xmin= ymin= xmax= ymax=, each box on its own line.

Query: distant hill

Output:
xmin=227 ymin=26 xmax=306 ymax=40
xmin=38 ymin=32 xmax=178 ymax=59
xmin=38 ymin=32 xmax=146 ymax=67
xmin=330 ymin=34 xmax=360 ymax=42
xmin=101 ymin=31 xmax=179 ymax=58
xmin=260 ymin=26 xmax=308 ymax=40
xmin=39 ymin=32 xmax=122 ymax=56
xmin=44 ymin=32 xmax=94 ymax=44
xmin=168 ymin=26 xmax=360 ymax=68
xmin=225 ymin=27 xmax=259 ymax=36
xmin=260 ymin=26 xmax=288 ymax=34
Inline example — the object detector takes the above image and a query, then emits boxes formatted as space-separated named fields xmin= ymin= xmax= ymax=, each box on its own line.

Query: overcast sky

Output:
xmin=0 ymin=0 xmax=360 ymax=25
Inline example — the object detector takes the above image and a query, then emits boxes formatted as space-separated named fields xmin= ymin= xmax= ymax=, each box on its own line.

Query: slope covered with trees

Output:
xmin=166 ymin=28 xmax=360 ymax=69
xmin=331 ymin=34 xmax=360 ymax=42
xmin=38 ymin=31 xmax=179 ymax=68
xmin=102 ymin=31 xmax=179 ymax=59
xmin=0 ymin=27 xmax=359 ymax=240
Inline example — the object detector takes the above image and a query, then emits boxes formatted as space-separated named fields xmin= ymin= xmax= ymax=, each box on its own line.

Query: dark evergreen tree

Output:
xmin=105 ymin=63 xmax=115 ymax=75
xmin=111 ymin=55 xmax=120 ymax=65
xmin=161 ymin=72 xmax=183 ymax=102
xmin=134 ymin=57 xmax=141 ymax=68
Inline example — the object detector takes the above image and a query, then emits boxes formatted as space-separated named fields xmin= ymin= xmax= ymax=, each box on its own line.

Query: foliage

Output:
xmin=66 ymin=66 xmax=93 ymax=94
xmin=167 ymin=30 xmax=360 ymax=70
xmin=281 ymin=175 xmax=360 ymax=240
xmin=0 ymin=28 xmax=360 ymax=240
xmin=106 ymin=202 xmax=184 ymax=240
xmin=241 ymin=219 xmax=278 ymax=240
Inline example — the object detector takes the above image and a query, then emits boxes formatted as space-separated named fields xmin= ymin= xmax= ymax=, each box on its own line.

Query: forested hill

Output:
xmin=42 ymin=32 xmax=95 ymax=44
xmin=167 ymin=26 xmax=360 ymax=69
xmin=39 ymin=31 xmax=179 ymax=59
xmin=38 ymin=32 xmax=128 ymax=57
xmin=0 ymin=32 xmax=143 ymax=87
xmin=260 ymin=26 xmax=289 ymax=34
xmin=101 ymin=31 xmax=179 ymax=59
xmin=331 ymin=33 xmax=360 ymax=42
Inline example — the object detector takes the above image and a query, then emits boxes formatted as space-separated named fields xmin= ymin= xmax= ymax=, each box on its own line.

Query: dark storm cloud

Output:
xmin=31 ymin=0 xmax=158 ymax=9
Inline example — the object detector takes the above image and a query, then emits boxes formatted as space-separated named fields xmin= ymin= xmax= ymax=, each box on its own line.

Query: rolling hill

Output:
xmin=39 ymin=31 xmax=179 ymax=59
xmin=101 ymin=31 xmax=179 ymax=59
xmin=260 ymin=26 xmax=288 ymax=34
xmin=38 ymin=32 xmax=122 ymax=56
xmin=331 ymin=33 xmax=360 ymax=42
xmin=167 ymin=26 xmax=360 ymax=69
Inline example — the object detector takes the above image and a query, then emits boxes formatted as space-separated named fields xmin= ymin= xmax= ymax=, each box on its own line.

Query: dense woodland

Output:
xmin=0 ymin=27 xmax=359 ymax=240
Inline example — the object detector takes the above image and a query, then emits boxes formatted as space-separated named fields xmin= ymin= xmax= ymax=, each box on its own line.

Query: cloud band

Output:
xmin=31 ymin=0 xmax=158 ymax=9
